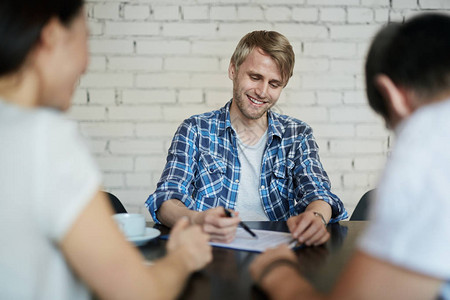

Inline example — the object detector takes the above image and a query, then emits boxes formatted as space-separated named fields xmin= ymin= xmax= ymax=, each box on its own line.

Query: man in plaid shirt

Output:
xmin=146 ymin=31 xmax=347 ymax=244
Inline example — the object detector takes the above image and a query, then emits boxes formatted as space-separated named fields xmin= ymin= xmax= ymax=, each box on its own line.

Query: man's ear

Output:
xmin=375 ymin=74 xmax=413 ymax=122
xmin=228 ymin=62 xmax=236 ymax=81
xmin=38 ymin=17 xmax=65 ymax=51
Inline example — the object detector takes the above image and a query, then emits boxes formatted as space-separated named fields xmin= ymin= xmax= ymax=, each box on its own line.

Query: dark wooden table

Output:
xmin=140 ymin=221 xmax=367 ymax=300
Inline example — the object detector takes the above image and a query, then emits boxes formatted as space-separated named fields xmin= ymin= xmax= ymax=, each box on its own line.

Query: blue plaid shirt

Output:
xmin=146 ymin=101 xmax=347 ymax=223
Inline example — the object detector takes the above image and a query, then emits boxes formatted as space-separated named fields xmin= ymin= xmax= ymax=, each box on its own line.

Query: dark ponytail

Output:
xmin=0 ymin=0 xmax=84 ymax=76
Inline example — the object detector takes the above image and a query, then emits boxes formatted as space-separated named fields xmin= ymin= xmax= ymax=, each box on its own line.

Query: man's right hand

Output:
xmin=193 ymin=207 xmax=240 ymax=243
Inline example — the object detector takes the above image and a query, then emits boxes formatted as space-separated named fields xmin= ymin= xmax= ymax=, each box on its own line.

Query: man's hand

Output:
xmin=167 ymin=217 xmax=212 ymax=272
xmin=193 ymin=207 xmax=240 ymax=243
xmin=287 ymin=211 xmax=330 ymax=246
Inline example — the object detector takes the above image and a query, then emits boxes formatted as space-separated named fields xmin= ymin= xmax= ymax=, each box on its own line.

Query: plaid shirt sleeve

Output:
xmin=292 ymin=131 xmax=347 ymax=222
xmin=145 ymin=120 xmax=199 ymax=223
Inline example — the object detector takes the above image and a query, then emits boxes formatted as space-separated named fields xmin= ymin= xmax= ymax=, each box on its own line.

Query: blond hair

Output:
xmin=230 ymin=30 xmax=295 ymax=87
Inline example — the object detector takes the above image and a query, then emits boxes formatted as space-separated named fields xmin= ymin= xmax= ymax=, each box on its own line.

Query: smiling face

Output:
xmin=228 ymin=47 xmax=284 ymax=126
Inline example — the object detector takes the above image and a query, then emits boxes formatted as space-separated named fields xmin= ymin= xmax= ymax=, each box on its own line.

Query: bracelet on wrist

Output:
xmin=256 ymin=258 xmax=301 ymax=287
xmin=313 ymin=211 xmax=327 ymax=226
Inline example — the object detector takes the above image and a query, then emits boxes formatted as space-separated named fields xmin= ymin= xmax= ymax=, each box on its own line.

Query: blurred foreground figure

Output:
xmin=250 ymin=13 xmax=450 ymax=300
xmin=0 ymin=1 xmax=211 ymax=299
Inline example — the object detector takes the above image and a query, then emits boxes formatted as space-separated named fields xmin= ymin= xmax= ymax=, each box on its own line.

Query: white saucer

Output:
xmin=128 ymin=227 xmax=161 ymax=246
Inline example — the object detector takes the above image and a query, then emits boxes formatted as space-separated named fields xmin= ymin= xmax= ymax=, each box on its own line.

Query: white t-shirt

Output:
xmin=235 ymin=130 xmax=269 ymax=221
xmin=358 ymin=99 xmax=450 ymax=299
xmin=0 ymin=101 xmax=101 ymax=300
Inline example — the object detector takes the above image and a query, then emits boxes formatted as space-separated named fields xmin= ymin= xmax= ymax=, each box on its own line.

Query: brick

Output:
xmin=136 ymin=156 xmax=168 ymax=172
xmin=218 ymin=23 xmax=273 ymax=38
xmin=348 ymin=8 xmax=374 ymax=23
xmin=136 ymin=73 xmax=190 ymax=88
xmin=353 ymin=155 xmax=388 ymax=171
xmin=87 ymin=56 xmax=107 ymax=71
xmin=122 ymin=89 xmax=177 ymax=104
xmin=162 ymin=105 xmax=212 ymax=122
xmin=303 ymin=42 xmax=357 ymax=58
xmin=330 ymin=59 xmax=364 ymax=74
xmin=330 ymin=24 xmax=381 ymax=40
xmin=361 ymin=0 xmax=390 ymax=5
xmin=265 ymin=7 xmax=291 ymax=21
xmin=420 ymin=0 xmax=450 ymax=8
xmin=93 ymin=3 xmax=119 ymax=19
xmin=88 ymin=89 xmax=116 ymax=105
xmin=211 ymin=6 xmax=238 ymax=20
xmin=123 ymin=5 xmax=150 ymax=20
xmin=163 ymin=23 xmax=216 ymax=37
xmin=316 ymin=91 xmax=343 ymax=106
xmin=85 ymin=140 xmax=107 ymax=154
xmin=183 ymin=6 xmax=209 ymax=20
xmin=79 ymin=122 xmax=134 ymax=137
xmin=152 ymin=5 xmax=180 ymax=20
xmin=191 ymin=73 xmax=232 ymax=88
xmin=329 ymin=106 xmax=379 ymax=123
xmin=67 ymin=106 xmax=106 ymax=121
xmin=313 ymin=124 xmax=355 ymax=138
xmin=105 ymin=22 xmax=159 ymax=36
xmin=374 ymin=9 xmax=390 ymax=22
xmin=392 ymin=0 xmax=418 ymax=8
xmin=282 ymin=91 xmax=316 ymax=105
xmin=108 ymin=57 xmax=163 ymax=71
xmin=292 ymin=8 xmax=319 ymax=22
xmin=274 ymin=24 xmax=328 ymax=39
xmin=97 ymin=156 xmax=134 ymax=172
xmin=343 ymin=90 xmax=367 ymax=105
xmin=356 ymin=124 xmax=390 ymax=138
xmin=308 ymin=0 xmax=358 ymax=4
xmin=320 ymin=8 xmax=346 ymax=22
xmin=136 ymin=40 xmax=190 ymax=55
xmin=165 ymin=57 xmax=219 ymax=72
xmin=277 ymin=105 xmax=328 ymax=123
xmin=110 ymin=139 xmax=162 ymax=154
xmin=103 ymin=173 xmax=124 ymax=188
xmin=178 ymin=89 xmax=204 ymax=104
xmin=89 ymin=40 xmax=134 ymax=54
xmin=343 ymin=173 xmax=370 ymax=188
xmin=295 ymin=58 xmax=329 ymax=72
xmin=192 ymin=41 xmax=236 ymax=56
xmin=88 ymin=21 xmax=103 ymax=35
xmin=302 ymin=74 xmax=354 ymax=90
xmin=205 ymin=91 xmax=233 ymax=107
xmin=237 ymin=6 xmax=265 ymax=20
xmin=329 ymin=139 xmax=385 ymax=154
xmin=135 ymin=122 xmax=180 ymax=138
xmin=72 ymin=89 xmax=88 ymax=105
xmin=107 ymin=106 xmax=163 ymax=121
xmin=320 ymin=157 xmax=353 ymax=171
xmin=80 ymin=73 xmax=133 ymax=88
xmin=126 ymin=173 xmax=152 ymax=187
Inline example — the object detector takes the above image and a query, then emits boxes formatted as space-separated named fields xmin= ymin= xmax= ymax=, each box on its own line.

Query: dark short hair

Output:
xmin=230 ymin=30 xmax=295 ymax=87
xmin=0 ymin=0 xmax=84 ymax=76
xmin=365 ymin=13 xmax=450 ymax=120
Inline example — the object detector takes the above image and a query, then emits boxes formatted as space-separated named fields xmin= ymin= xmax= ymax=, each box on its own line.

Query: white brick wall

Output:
xmin=77 ymin=0 xmax=449 ymax=219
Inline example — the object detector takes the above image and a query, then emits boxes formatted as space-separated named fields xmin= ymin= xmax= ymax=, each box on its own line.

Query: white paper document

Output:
xmin=210 ymin=228 xmax=298 ymax=253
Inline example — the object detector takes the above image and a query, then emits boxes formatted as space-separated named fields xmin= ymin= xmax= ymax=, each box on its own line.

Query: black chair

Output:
xmin=350 ymin=189 xmax=374 ymax=221
xmin=104 ymin=191 xmax=127 ymax=214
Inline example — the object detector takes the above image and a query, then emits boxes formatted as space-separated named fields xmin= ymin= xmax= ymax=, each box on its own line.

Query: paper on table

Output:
xmin=210 ymin=228 xmax=299 ymax=253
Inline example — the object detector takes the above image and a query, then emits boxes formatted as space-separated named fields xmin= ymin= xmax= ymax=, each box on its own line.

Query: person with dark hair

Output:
xmin=0 ymin=1 xmax=211 ymax=299
xmin=146 ymin=30 xmax=347 ymax=244
xmin=249 ymin=13 xmax=450 ymax=300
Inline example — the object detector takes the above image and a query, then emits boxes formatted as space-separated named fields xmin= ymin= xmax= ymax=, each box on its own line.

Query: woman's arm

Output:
xmin=61 ymin=190 xmax=212 ymax=300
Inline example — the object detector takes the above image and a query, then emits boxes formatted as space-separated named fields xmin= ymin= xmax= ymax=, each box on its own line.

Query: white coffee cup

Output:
xmin=113 ymin=213 xmax=146 ymax=237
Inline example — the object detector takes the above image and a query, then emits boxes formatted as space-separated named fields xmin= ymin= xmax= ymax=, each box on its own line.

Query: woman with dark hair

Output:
xmin=0 ymin=1 xmax=211 ymax=299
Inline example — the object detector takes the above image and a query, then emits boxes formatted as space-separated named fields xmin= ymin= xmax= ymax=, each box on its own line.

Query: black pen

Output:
xmin=224 ymin=208 xmax=258 ymax=239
